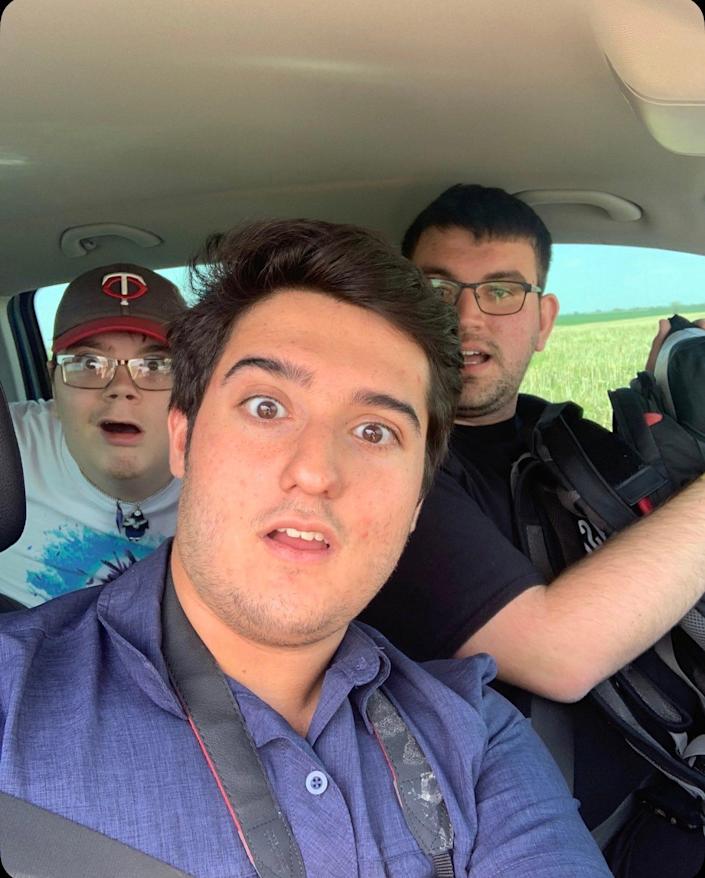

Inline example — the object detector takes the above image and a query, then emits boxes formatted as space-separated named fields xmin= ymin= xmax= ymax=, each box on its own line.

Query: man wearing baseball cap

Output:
xmin=0 ymin=263 xmax=187 ymax=607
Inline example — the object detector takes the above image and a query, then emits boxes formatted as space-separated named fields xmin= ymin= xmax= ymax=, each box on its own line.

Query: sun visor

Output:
xmin=590 ymin=0 xmax=705 ymax=155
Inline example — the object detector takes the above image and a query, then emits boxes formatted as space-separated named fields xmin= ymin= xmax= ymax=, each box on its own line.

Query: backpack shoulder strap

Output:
xmin=163 ymin=573 xmax=306 ymax=878
xmin=510 ymin=451 xmax=567 ymax=582
xmin=531 ymin=402 xmax=654 ymax=533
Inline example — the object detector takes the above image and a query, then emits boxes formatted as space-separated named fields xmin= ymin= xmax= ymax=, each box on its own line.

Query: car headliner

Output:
xmin=1 ymin=0 xmax=705 ymax=293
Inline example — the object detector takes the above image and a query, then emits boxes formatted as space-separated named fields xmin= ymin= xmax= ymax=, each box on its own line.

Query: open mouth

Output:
xmin=100 ymin=420 xmax=142 ymax=435
xmin=462 ymin=350 xmax=491 ymax=366
xmin=267 ymin=527 xmax=331 ymax=552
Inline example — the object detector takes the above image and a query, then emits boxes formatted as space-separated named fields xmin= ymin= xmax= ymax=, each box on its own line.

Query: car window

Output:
xmin=523 ymin=244 xmax=705 ymax=427
xmin=33 ymin=265 xmax=193 ymax=356
xmin=33 ymin=246 xmax=705 ymax=427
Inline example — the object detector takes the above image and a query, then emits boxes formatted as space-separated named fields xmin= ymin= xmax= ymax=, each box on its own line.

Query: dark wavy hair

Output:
xmin=168 ymin=219 xmax=462 ymax=494
xmin=402 ymin=184 xmax=552 ymax=289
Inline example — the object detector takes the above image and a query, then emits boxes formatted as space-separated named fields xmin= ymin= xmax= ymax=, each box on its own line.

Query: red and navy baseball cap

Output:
xmin=52 ymin=263 xmax=187 ymax=353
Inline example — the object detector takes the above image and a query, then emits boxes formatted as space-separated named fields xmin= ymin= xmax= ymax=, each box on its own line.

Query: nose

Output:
xmin=279 ymin=422 xmax=344 ymax=499
xmin=456 ymin=288 xmax=488 ymax=331
xmin=101 ymin=363 xmax=141 ymax=401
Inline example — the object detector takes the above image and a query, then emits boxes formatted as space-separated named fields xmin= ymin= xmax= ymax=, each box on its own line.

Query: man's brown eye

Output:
xmin=256 ymin=400 xmax=279 ymax=419
xmin=362 ymin=424 xmax=384 ymax=443
xmin=243 ymin=396 xmax=287 ymax=420
xmin=355 ymin=423 xmax=398 ymax=446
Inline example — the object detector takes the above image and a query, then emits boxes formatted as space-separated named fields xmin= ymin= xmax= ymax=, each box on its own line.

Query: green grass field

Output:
xmin=522 ymin=309 xmax=704 ymax=427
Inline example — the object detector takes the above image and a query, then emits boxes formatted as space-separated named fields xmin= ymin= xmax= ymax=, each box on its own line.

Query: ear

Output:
xmin=168 ymin=408 xmax=189 ymax=479
xmin=410 ymin=499 xmax=423 ymax=533
xmin=535 ymin=293 xmax=559 ymax=352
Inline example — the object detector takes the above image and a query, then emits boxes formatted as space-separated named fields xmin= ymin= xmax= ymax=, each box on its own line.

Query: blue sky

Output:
xmin=34 ymin=244 xmax=705 ymax=346
xmin=546 ymin=244 xmax=705 ymax=314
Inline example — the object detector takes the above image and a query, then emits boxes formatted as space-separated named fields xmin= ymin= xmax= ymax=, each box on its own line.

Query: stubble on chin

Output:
xmin=456 ymin=339 xmax=537 ymax=422
xmin=455 ymin=375 xmax=516 ymax=421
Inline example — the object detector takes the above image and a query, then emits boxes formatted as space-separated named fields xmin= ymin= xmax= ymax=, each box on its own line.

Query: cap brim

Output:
xmin=53 ymin=317 xmax=169 ymax=352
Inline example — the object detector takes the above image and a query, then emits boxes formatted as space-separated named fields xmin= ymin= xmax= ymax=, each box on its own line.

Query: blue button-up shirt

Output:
xmin=0 ymin=542 xmax=609 ymax=877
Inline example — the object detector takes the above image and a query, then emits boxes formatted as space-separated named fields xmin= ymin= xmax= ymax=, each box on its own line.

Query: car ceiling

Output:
xmin=1 ymin=0 xmax=705 ymax=294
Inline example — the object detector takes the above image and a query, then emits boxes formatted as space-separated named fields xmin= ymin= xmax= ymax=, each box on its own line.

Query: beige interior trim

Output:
xmin=590 ymin=0 xmax=705 ymax=154
xmin=516 ymin=190 xmax=643 ymax=222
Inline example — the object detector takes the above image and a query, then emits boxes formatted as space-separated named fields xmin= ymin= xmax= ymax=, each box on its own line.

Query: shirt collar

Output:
xmin=227 ymin=624 xmax=391 ymax=748
xmin=309 ymin=623 xmax=391 ymax=743
xmin=96 ymin=540 xmax=183 ymax=717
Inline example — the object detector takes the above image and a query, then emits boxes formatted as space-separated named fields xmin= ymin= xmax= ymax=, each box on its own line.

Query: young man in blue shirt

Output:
xmin=0 ymin=219 xmax=609 ymax=877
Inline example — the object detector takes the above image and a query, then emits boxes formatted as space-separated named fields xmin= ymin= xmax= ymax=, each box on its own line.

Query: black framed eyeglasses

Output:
xmin=428 ymin=277 xmax=542 ymax=315
xmin=54 ymin=354 xmax=173 ymax=390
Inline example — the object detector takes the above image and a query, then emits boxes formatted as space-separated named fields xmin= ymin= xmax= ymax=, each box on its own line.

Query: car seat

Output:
xmin=0 ymin=385 xmax=191 ymax=876
xmin=0 ymin=382 xmax=26 ymax=611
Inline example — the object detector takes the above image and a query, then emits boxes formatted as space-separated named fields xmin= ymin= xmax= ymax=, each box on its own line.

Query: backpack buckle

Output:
xmin=637 ymin=783 xmax=705 ymax=832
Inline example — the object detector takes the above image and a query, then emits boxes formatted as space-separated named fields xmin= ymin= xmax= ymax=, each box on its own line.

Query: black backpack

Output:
xmin=609 ymin=316 xmax=705 ymax=503
xmin=513 ymin=315 xmax=705 ymax=569
xmin=510 ymin=316 xmax=705 ymax=877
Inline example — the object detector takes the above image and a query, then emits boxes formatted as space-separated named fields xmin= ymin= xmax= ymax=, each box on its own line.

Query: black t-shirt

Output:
xmin=450 ymin=416 xmax=525 ymax=542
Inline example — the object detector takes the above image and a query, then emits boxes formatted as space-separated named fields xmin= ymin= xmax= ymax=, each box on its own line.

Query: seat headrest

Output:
xmin=0 ymin=385 xmax=26 ymax=552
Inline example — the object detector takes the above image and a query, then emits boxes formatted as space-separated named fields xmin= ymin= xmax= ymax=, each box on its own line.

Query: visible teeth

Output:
xmin=276 ymin=527 xmax=326 ymax=542
xmin=463 ymin=350 xmax=482 ymax=356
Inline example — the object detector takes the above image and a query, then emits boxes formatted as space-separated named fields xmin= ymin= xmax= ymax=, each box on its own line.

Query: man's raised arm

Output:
xmin=460 ymin=473 xmax=705 ymax=701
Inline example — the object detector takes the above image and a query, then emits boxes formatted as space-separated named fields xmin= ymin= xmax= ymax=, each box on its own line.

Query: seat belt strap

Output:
xmin=367 ymin=690 xmax=455 ymax=876
xmin=162 ymin=574 xmax=306 ymax=878
xmin=529 ymin=696 xmax=575 ymax=795
xmin=590 ymin=793 xmax=637 ymax=850
xmin=162 ymin=573 xmax=455 ymax=878
xmin=0 ymin=791 xmax=193 ymax=878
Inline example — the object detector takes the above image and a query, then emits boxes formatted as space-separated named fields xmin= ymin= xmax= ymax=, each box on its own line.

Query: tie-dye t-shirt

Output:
xmin=0 ymin=400 xmax=180 ymax=607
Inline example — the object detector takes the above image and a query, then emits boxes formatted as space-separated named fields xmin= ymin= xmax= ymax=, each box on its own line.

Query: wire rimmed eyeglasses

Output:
xmin=53 ymin=354 xmax=173 ymax=390
xmin=428 ymin=277 xmax=542 ymax=315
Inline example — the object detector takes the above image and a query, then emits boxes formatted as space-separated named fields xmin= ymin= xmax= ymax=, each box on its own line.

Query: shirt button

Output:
xmin=305 ymin=770 xmax=328 ymax=796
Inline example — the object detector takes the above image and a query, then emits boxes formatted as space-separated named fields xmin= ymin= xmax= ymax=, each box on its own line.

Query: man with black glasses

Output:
xmin=0 ymin=264 xmax=187 ymax=606
xmin=360 ymin=184 xmax=705 ymax=874
xmin=363 ymin=183 xmax=705 ymax=701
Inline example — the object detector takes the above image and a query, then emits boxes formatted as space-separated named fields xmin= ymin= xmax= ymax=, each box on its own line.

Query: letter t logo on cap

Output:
xmin=101 ymin=272 xmax=149 ymax=308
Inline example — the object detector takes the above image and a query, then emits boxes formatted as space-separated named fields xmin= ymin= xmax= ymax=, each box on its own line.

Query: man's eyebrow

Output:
xmin=67 ymin=338 xmax=169 ymax=355
xmin=419 ymin=264 xmax=455 ymax=279
xmin=480 ymin=269 xmax=530 ymax=283
xmin=351 ymin=390 xmax=421 ymax=434
xmin=222 ymin=356 xmax=314 ymax=387
xmin=67 ymin=337 xmax=107 ymax=351
xmin=421 ymin=265 xmax=530 ymax=283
